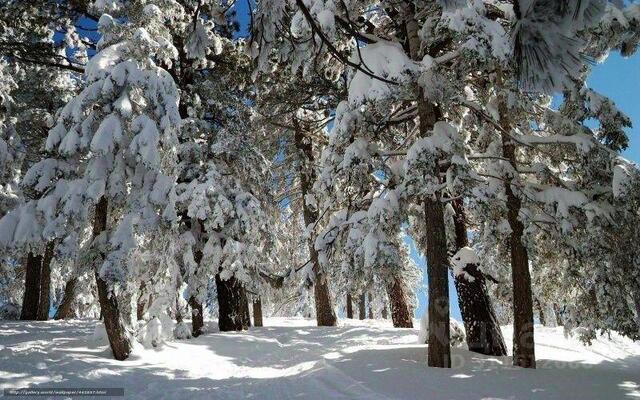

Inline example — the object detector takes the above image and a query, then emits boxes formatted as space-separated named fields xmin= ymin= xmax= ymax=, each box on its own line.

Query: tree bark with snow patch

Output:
xmin=451 ymin=200 xmax=506 ymax=356
xmin=93 ymin=197 xmax=132 ymax=361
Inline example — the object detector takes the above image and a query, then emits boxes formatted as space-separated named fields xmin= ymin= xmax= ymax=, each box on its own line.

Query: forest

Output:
xmin=1 ymin=0 xmax=640 ymax=398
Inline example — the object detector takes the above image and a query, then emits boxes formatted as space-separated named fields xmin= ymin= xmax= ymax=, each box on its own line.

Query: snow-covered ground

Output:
xmin=1 ymin=318 xmax=639 ymax=399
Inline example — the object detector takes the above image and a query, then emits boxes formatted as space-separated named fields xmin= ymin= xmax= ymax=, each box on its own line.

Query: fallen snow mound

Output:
xmin=1 ymin=318 xmax=639 ymax=399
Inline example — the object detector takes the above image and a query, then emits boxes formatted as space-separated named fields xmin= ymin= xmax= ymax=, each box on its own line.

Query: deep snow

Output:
xmin=1 ymin=318 xmax=639 ymax=399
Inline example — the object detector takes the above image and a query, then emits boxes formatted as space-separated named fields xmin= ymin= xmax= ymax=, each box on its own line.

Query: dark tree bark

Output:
xmin=451 ymin=199 xmax=507 ymax=356
xmin=423 ymin=195 xmax=451 ymax=368
xmin=36 ymin=241 xmax=55 ymax=321
xmin=535 ymin=298 xmax=547 ymax=326
xmin=189 ymin=296 xmax=204 ymax=337
xmin=20 ymin=252 xmax=42 ymax=320
xmin=294 ymin=123 xmax=336 ymax=327
xmin=189 ymin=241 xmax=205 ymax=337
xmin=253 ymin=298 xmax=263 ymax=327
xmin=386 ymin=277 xmax=413 ymax=328
xmin=216 ymin=274 xmax=251 ymax=331
xmin=501 ymin=130 xmax=536 ymax=369
xmin=367 ymin=292 xmax=374 ymax=319
xmin=358 ymin=293 xmax=366 ymax=320
xmin=93 ymin=197 xmax=132 ymax=361
xmin=54 ymin=277 xmax=78 ymax=320
xmin=136 ymin=281 xmax=151 ymax=321
xmin=381 ymin=304 xmax=388 ymax=320
xmin=346 ymin=293 xmax=353 ymax=319
xmin=402 ymin=5 xmax=451 ymax=366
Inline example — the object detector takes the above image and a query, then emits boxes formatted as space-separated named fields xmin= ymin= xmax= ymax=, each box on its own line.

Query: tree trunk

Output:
xmin=189 ymin=242 xmax=205 ymax=337
xmin=423 ymin=197 xmax=451 ymax=368
xmin=136 ymin=281 xmax=150 ymax=321
xmin=294 ymin=123 xmax=336 ymax=326
xmin=367 ymin=292 xmax=374 ymax=319
xmin=358 ymin=293 xmax=366 ymax=320
xmin=93 ymin=196 xmax=132 ymax=361
xmin=386 ymin=277 xmax=413 ymax=328
xmin=535 ymin=298 xmax=547 ymax=326
xmin=20 ymin=252 xmax=42 ymax=320
xmin=451 ymin=199 xmax=507 ymax=356
xmin=216 ymin=274 xmax=251 ymax=331
xmin=253 ymin=298 xmax=263 ymax=327
xmin=346 ymin=293 xmax=353 ymax=319
xmin=189 ymin=296 xmax=204 ymax=337
xmin=553 ymin=303 xmax=564 ymax=327
xmin=36 ymin=241 xmax=55 ymax=321
xmin=381 ymin=304 xmax=388 ymax=320
xmin=501 ymin=134 xmax=536 ymax=369
xmin=54 ymin=277 xmax=78 ymax=320
xmin=402 ymin=4 xmax=451 ymax=366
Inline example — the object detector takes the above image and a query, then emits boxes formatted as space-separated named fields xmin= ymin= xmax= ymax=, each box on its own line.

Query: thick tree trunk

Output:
xmin=423 ymin=197 xmax=451 ymax=368
xmin=294 ymin=124 xmax=336 ymax=327
xmin=386 ymin=277 xmax=413 ymax=328
xmin=36 ymin=241 xmax=55 ymax=321
xmin=93 ymin=197 xmax=132 ymax=361
xmin=54 ymin=277 xmax=78 ymax=320
xmin=451 ymin=200 xmax=507 ymax=356
xmin=502 ymin=136 xmax=536 ymax=369
xmin=20 ymin=252 xmax=42 ymax=320
xmin=358 ymin=293 xmax=366 ymax=320
xmin=216 ymin=274 xmax=251 ymax=331
xmin=402 ymin=4 xmax=451 ymax=366
xmin=346 ymin=293 xmax=353 ymax=319
xmin=253 ymin=298 xmax=263 ymax=327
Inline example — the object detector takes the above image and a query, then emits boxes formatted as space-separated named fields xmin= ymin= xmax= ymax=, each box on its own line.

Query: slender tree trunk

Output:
xmin=294 ymin=124 xmax=336 ymax=326
xmin=346 ymin=293 xmax=353 ymax=319
xmin=189 ymin=238 xmax=205 ymax=337
xmin=253 ymin=298 xmax=263 ymax=327
xmin=553 ymin=303 xmax=564 ymax=327
xmin=93 ymin=197 xmax=132 ymax=361
xmin=386 ymin=277 xmax=413 ymax=328
xmin=36 ymin=241 xmax=55 ymax=321
xmin=54 ymin=277 xmax=78 ymax=320
xmin=381 ymin=304 xmax=388 ymax=320
xmin=358 ymin=293 xmax=366 ymax=320
xmin=367 ymin=292 xmax=374 ymax=319
xmin=216 ymin=274 xmax=251 ymax=331
xmin=501 ymin=131 xmax=536 ymax=368
xmin=20 ymin=252 xmax=42 ymax=320
xmin=451 ymin=199 xmax=507 ymax=356
xmin=535 ymin=298 xmax=547 ymax=326
xmin=402 ymin=4 xmax=451 ymax=366
xmin=136 ymin=281 xmax=150 ymax=321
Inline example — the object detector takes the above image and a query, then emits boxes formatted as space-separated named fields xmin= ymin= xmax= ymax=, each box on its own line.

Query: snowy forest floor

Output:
xmin=1 ymin=318 xmax=640 ymax=399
